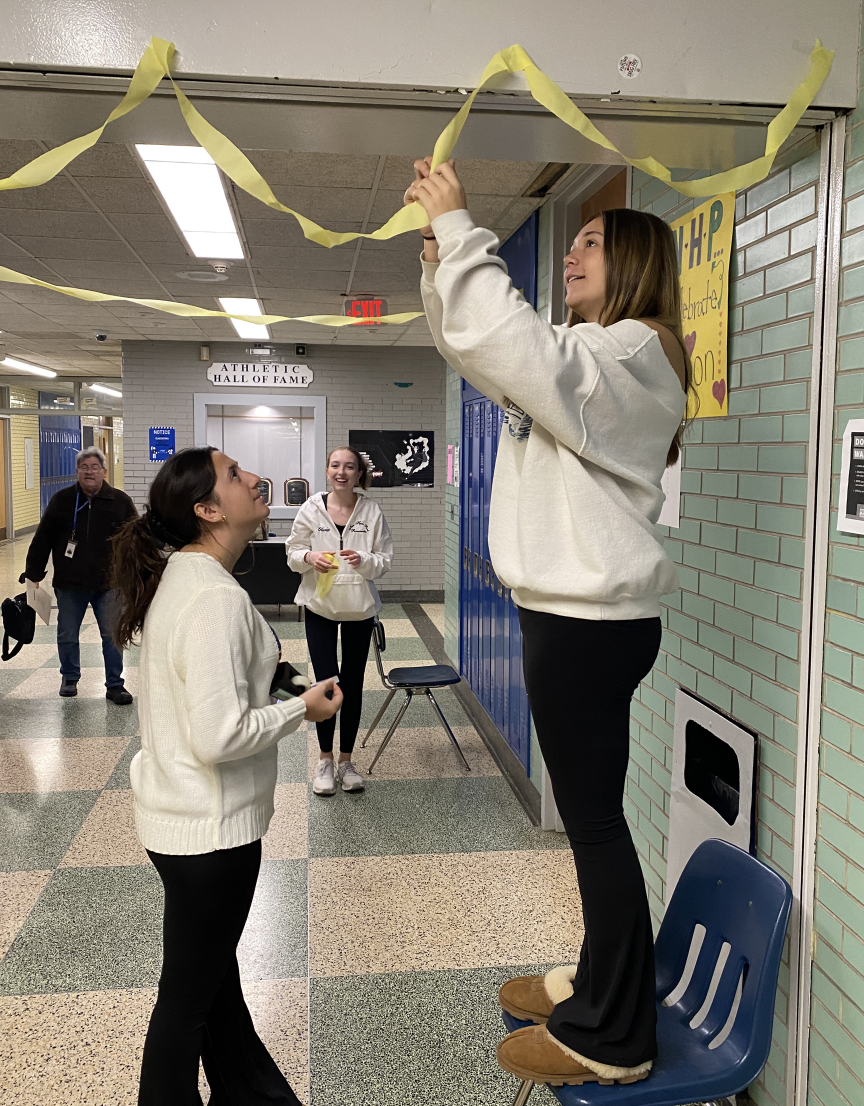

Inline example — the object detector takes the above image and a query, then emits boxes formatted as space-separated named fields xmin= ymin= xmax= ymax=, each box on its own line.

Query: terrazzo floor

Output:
xmin=0 ymin=537 xmax=579 ymax=1105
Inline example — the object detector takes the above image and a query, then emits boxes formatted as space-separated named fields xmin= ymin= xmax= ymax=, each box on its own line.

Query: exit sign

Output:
xmin=343 ymin=298 xmax=388 ymax=325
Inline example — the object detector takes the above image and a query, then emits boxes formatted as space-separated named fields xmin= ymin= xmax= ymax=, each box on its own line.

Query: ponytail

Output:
xmin=111 ymin=447 xmax=218 ymax=648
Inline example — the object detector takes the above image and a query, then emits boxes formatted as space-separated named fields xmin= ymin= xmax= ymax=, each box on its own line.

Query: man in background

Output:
xmin=25 ymin=446 xmax=137 ymax=703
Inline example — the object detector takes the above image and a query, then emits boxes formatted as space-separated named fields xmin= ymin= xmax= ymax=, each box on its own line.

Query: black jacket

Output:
xmin=25 ymin=481 xmax=137 ymax=592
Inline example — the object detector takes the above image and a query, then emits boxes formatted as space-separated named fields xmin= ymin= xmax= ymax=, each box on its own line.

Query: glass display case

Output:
xmin=193 ymin=393 xmax=326 ymax=520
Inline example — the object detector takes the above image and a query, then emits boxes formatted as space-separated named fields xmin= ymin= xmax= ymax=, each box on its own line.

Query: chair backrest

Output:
xmin=371 ymin=617 xmax=388 ymax=684
xmin=654 ymin=840 xmax=791 ymax=1080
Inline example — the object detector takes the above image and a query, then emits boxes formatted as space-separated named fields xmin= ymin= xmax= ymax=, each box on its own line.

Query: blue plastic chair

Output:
xmin=502 ymin=839 xmax=792 ymax=1106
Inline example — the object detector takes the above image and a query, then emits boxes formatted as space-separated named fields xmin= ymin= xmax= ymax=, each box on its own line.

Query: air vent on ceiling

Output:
xmin=176 ymin=270 xmax=229 ymax=283
xmin=522 ymin=162 xmax=573 ymax=198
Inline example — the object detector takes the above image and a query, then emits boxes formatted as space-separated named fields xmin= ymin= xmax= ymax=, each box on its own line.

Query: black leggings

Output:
xmin=304 ymin=608 xmax=375 ymax=755
xmin=518 ymin=608 xmax=662 ymax=1070
xmin=138 ymin=840 xmax=302 ymax=1106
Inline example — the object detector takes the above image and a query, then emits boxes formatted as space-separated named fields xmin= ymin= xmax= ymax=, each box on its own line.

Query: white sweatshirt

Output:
xmin=287 ymin=491 xmax=393 ymax=620
xmin=421 ymin=209 xmax=686 ymax=621
xmin=131 ymin=552 xmax=306 ymax=855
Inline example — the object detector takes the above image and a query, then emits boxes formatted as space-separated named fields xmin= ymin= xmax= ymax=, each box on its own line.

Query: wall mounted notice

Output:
xmin=24 ymin=438 xmax=34 ymax=490
xmin=149 ymin=427 xmax=176 ymax=462
xmin=669 ymin=193 xmax=734 ymax=419
xmin=349 ymin=430 xmax=434 ymax=488
xmin=207 ymin=363 xmax=313 ymax=387
xmin=838 ymin=419 xmax=864 ymax=535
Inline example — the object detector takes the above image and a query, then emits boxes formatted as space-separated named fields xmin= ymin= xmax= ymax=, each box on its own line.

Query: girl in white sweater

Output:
xmin=407 ymin=160 xmax=691 ymax=1087
xmin=112 ymin=446 xmax=342 ymax=1105
xmin=287 ymin=446 xmax=393 ymax=796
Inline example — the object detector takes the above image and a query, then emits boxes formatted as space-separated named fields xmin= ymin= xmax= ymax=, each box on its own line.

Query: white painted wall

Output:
xmin=2 ymin=0 xmax=859 ymax=108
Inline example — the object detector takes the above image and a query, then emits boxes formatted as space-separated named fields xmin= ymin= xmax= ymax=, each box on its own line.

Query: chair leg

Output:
xmin=511 ymin=1080 xmax=535 ymax=1106
xmin=426 ymin=689 xmax=471 ymax=771
xmin=361 ymin=688 xmax=397 ymax=749
xmin=367 ymin=692 xmax=413 ymax=774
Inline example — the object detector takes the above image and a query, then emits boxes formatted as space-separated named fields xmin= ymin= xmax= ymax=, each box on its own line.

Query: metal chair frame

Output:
xmin=360 ymin=618 xmax=470 ymax=774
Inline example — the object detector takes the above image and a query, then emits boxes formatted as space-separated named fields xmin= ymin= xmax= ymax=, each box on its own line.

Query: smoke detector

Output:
xmin=176 ymin=270 xmax=228 ymax=283
xmin=209 ymin=259 xmax=233 ymax=274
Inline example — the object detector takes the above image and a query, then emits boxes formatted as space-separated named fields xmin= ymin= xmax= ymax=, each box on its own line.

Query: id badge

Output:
xmin=64 ymin=540 xmax=77 ymax=559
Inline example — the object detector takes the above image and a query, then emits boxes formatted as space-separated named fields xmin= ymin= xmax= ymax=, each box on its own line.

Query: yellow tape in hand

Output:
xmin=315 ymin=554 xmax=341 ymax=599
xmin=0 ymin=36 xmax=834 ymax=325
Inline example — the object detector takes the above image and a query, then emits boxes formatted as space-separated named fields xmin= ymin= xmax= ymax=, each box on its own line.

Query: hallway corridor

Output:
xmin=0 ymin=540 xmax=580 ymax=1105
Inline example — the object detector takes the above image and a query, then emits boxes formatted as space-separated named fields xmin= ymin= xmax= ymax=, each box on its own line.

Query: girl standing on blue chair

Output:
xmin=406 ymin=160 xmax=693 ymax=1087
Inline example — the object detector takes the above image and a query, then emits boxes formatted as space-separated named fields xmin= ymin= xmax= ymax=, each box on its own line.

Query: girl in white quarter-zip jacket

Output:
xmin=287 ymin=446 xmax=393 ymax=796
xmin=406 ymin=159 xmax=694 ymax=1089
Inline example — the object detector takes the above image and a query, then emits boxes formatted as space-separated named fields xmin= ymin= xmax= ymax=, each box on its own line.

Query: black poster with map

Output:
xmin=349 ymin=430 xmax=434 ymax=488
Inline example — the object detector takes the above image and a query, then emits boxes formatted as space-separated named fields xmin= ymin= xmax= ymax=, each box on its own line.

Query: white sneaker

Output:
xmin=312 ymin=758 xmax=337 ymax=796
xmin=337 ymin=760 xmax=365 ymax=792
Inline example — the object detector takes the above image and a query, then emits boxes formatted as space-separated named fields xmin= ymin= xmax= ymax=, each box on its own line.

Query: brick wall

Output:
xmin=121 ymin=341 xmax=446 ymax=593
xmin=630 ymin=147 xmax=822 ymax=1106
xmin=808 ymin=10 xmax=864 ymax=1102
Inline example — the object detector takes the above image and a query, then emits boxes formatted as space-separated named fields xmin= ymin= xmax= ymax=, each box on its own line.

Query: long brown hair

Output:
xmin=568 ymin=208 xmax=697 ymax=466
xmin=111 ymin=447 xmax=218 ymax=648
xmin=327 ymin=445 xmax=372 ymax=490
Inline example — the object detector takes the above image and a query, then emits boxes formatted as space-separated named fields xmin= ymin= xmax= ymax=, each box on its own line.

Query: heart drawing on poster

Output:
xmin=684 ymin=331 xmax=697 ymax=356
xmin=712 ymin=380 xmax=727 ymax=407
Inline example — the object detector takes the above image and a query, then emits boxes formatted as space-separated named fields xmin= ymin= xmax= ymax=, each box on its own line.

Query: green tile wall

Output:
xmin=809 ymin=8 xmax=864 ymax=1105
xmin=632 ymin=147 xmax=821 ymax=1106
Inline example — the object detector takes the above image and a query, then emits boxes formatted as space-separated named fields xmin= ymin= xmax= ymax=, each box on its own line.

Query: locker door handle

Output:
xmin=497 ymin=580 xmax=503 ymax=597
xmin=473 ymin=553 xmax=479 ymax=578
xmin=485 ymin=560 xmax=491 ymax=586
xmin=463 ymin=546 xmax=469 ymax=570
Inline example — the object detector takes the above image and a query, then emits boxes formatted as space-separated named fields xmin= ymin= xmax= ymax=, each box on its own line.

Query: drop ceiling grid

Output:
xmin=0 ymin=142 xmax=549 ymax=373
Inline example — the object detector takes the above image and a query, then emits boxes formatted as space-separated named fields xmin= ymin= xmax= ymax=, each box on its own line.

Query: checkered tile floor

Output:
xmin=0 ymin=539 xmax=578 ymax=1105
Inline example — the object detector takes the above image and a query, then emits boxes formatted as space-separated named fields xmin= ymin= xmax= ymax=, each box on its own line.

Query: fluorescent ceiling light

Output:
xmin=136 ymin=144 xmax=244 ymax=259
xmin=89 ymin=384 xmax=122 ymax=398
xmin=2 ymin=356 xmax=56 ymax=378
xmin=219 ymin=297 xmax=270 ymax=340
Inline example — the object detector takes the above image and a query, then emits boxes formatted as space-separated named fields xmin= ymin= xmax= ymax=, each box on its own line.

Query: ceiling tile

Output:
xmin=0 ymin=140 xmax=45 ymax=176
xmin=108 ymin=213 xmax=183 ymax=243
xmin=12 ymin=237 xmax=136 ymax=263
xmin=0 ymin=211 xmax=118 ymax=240
xmin=67 ymin=144 xmax=143 ymax=178
xmin=234 ymin=186 xmax=370 ymax=224
xmin=131 ymin=241 xmax=194 ymax=265
xmin=242 ymin=151 xmax=381 ymax=189
xmin=242 ymin=219 xmax=362 ymax=249
xmin=252 ymin=269 xmax=347 ymax=291
xmin=77 ymin=178 xmax=164 ymax=215
xmin=0 ymin=178 xmax=92 ymax=212
xmin=245 ymin=245 xmax=353 ymax=272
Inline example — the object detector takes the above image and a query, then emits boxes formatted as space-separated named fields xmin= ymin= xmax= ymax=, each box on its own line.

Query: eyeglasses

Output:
xmin=78 ymin=466 xmax=105 ymax=474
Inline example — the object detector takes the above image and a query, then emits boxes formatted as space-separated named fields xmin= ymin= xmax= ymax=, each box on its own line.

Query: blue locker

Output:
xmin=459 ymin=386 xmax=530 ymax=773
xmin=38 ymin=415 xmax=82 ymax=515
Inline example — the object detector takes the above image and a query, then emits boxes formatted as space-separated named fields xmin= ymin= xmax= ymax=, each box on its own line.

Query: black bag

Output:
xmin=2 ymin=592 xmax=36 ymax=661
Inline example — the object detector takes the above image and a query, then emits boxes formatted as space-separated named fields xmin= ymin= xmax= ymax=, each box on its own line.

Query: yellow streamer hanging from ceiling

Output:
xmin=0 ymin=36 xmax=834 ymax=326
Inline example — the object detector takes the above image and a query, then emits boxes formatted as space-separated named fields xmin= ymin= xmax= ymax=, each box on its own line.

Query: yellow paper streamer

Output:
xmin=315 ymin=553 xmax=340 ymax=599
xmin=0 ymin=262 xmax=423 ymax=328
xmin=0 ymin=36 xmax=834 ymax=325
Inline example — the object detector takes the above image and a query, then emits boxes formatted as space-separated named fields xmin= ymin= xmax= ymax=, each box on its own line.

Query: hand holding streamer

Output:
xmin=315 ymin=553 xmax=341 ymax=599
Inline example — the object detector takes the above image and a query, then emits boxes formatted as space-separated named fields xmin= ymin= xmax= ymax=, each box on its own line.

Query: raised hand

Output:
xmin=411 ymin=160 xmax=467 ymax=224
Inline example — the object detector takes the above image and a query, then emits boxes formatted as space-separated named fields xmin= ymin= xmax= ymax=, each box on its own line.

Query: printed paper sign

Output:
xmin=838 ymin=419 xmax=864 ymax=535
xmin=207 ymin=363 xmax=313 ymax=387
xmin=149 ymin=427 xmax=175 ymax=462
xmin=669 ymin=193 xmax=734 ymax=419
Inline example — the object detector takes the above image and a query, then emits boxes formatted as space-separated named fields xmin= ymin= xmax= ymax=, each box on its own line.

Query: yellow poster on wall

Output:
xmin=670 ymin=193 xmax=735 ymax=418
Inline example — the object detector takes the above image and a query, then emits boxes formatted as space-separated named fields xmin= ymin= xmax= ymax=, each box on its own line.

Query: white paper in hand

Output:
xmin=26 ymin=580 xmax=53 ymax=626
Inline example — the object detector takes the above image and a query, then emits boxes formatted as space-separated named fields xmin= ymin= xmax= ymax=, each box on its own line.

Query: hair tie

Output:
xmin=146 ymin=510 xmax=186 ymax=549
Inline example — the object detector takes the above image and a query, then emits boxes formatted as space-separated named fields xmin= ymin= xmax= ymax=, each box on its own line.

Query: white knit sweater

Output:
xmin=422 ymin=209 xmax=687 ymax=621
xmin=130 ymin=552 xmax=306 ymax=855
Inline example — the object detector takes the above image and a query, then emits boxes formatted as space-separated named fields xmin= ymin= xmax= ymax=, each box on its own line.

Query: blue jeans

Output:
xmin=55 ymin=588 xmax=124 ymax=688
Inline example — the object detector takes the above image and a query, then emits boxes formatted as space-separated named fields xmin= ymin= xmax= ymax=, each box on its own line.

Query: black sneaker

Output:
xmin=59 ymin=679 xmax=78 ymax=698
xmin=106 ymin=685 xmax=133 ymax=706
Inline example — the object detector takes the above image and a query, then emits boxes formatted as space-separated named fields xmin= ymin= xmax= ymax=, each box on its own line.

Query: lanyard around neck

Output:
xmin=72 ymin=489 xmax=90 ymax=538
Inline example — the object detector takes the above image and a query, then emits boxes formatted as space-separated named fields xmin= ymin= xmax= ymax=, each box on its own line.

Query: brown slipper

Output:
xmin=496 ymin=1025 xmax=651 ymax=1087
xmin=498 ymin=975 xmax=555 ymax=1024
